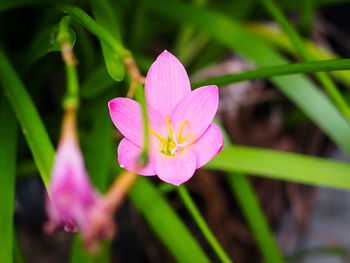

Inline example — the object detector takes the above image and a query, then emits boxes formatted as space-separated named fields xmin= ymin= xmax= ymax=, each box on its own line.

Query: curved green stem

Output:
xmin=192 ymin=59 xmax=350 ymax=88
xmin=63 ymin=6 xmax=130 ymax=59
xmin=57 ymin=16 xmax=79 ymax=109
xmin=177 ymin=186 xmax=233 ymax=263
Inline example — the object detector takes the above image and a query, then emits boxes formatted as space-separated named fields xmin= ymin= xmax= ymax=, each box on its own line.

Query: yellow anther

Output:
xmin=181 ymin=134 xmax=195 ymax=144
xmin=166 ymin=117 xmax=174 ymax=142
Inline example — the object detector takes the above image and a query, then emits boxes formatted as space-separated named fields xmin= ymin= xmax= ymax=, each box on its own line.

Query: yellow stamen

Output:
xmin=181 ymin=134 xmax=195 ymax=144
xmin=166 ymin=117 xmax=174 ymax=142
xmin=178 ymin=120 xmax=188 ymax=143
xmin=148 ymin=126 xmax=165 ymax=144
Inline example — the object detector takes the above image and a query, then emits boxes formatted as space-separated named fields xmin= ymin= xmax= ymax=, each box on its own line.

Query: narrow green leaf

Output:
xmin=246 ymin=23 xmax=350 ymax=87
xmin=146 ymin=0 xmax=350 ymax=155
xmin=227 ymin=174 xmax=285 ymax=263
xmin=129 ymin=177 xmax=210 ymax=263
xmin=0 ymin=47 xmax=54 ymax=187
xmin=192 ymin=59 xmax=350 ymax=88
xmin=92 ymin=0 xmax=125 ymax=81
xmin=13 ymin=234 xmax=26 ymax=263
xmin=177 ymin=186 xmax=233 ymax=263
xmin=207 ymin=145 xmax=350 ymax=190
xmin=25 ymin=25 xmax=76 ymax=71
xmin=260 ymin=0 xmax=350 ymax=123
xmin=0 ymin=97 xmax=17 ymax=263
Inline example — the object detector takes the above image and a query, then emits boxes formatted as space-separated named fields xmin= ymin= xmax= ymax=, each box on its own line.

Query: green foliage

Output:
xmin=3 ymin=1 xmax=350 ymax=262
xmin=0 ymin=97 xmax=17 ymax=263
xmin=207 ymin=146 xmax=350 ymax=190
xmin=0 ymin=48 xmax=54 ymax=187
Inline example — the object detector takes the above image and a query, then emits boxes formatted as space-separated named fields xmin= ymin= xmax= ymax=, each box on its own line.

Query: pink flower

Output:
xmin=45 ymin=111 xmax=99 ymax=234
xmin=109 ymin=51 xmax=224 ymax=186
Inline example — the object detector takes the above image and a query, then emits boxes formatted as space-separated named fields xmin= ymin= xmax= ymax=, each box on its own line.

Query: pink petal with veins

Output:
xmin=154 ymin=149 xmax=197 ymax=186
xmin=170 ymin=85 xmax=219 ymax=140
xmin=145 ymin=50 xmax=191 ymax=118
xmin=118 ymin=138 xmax=155 ymax=176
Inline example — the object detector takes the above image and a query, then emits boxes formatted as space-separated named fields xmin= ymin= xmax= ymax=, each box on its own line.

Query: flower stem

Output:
xmin=104 ymin=171 xmax=138 ymax=212
xmin=177 ymin=186 xmax=233 ymax=263
xmin=57 ymin=16 xmax=79 ymax=110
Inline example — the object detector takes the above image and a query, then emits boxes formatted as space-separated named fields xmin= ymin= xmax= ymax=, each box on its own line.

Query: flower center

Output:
xmin=149 ymin=117 xmax=195 ymax=156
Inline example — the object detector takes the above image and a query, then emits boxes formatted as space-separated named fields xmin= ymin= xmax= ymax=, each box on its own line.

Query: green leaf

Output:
xmin=206 ymin=145 xmax=350 ymax=190
xmin=25 ymin=24 xmax=76 ymax=71
xmin=177 ymin=186 xmax=233 ymax=263
xmin=129 ymin=177 xmax=210 ymax=263
xmin=260 ymin=0 xmax=350 ymax=123
xmin=146 ymin=0 xmax=350 ymax=155
xmin=192 ymin=58 xmax=350 ymax=88
xmin=227 ymin=174 xmax=285 ymax=263
xmin=92 ymin=0 xmax=125 ymax=81
xmin=0 ymin=96 xmax=17 ymax=263
xmin=246 ymin=23 xmax=350 ymax=87
xmin=0 ymin=47 xmax=54 ymax=187
xmin=63 ymin=6 xmax=130 ymax=59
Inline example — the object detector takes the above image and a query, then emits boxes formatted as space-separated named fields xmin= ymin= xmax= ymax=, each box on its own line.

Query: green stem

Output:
xmin=260 ymin=0 xmax=350 ymax=123
xmin=57 ymin=16 xmax=80 ymax=109
xmin=177 ymin=186 xmax=233 ymax=263
xmin=227 ymin=174 xmax=285 ymax=263
xmin=192 ymin=58 xmax=350 ymax=88
xmin=64 ymin=64 xmax=79 ymax=109
xmin=135 ymin=84 xmax=149 ymax=166
xmin=63 ymin=6 xmax=130 ymax=59
xmin=0 ymin=97 xmax=17 ymax=263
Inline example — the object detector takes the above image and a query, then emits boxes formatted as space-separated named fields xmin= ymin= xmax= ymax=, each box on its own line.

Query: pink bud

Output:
xmin=45 ymin=133 xmax=98 ymax=234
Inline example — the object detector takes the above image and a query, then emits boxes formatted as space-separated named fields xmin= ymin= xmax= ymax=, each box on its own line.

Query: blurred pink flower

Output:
xmin=109 ymin=50 xmax=223 ymax=186
xmin=45 ymin=127 xmax=99 ymax=234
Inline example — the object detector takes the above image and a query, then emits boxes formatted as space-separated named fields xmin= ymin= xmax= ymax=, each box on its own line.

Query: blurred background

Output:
xmin=2 ymin=0 xmax=350 ymax=262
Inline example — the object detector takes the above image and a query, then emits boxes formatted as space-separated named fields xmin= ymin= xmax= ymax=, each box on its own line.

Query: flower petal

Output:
xmin=145 ymin=50 xmax=191 ymax=117
xmin=192 ymin=123 xmax=224 ymax=168
xmin=48 ymin=137 xmax=97 ymax=231
xmin=154 ymin=150 xmax=196 ymax=186
xmin=118 ymin=138 xmax=155 ymax=176
xmin=109 ymin=97 xmax=164 ymax=147
xmin=170 ymin=85 xmax=219 ymax=140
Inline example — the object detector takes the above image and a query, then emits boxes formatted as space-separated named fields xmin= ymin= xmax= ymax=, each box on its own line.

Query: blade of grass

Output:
xmin=193 ymin=58 xmax=350 ymax=88
xmin=145 ymin=0 xmax=350 ymax=155
xmin=217 ymin=122 xmax=284 ymax=263
xmin=227 ymin=174 xmax=285 ymax=263
xmin=129 ymin=177 xmax=210 ymax=263
xmin=260 ymin=0 xmax=350 ymax=123
xmin=177 ymin=186 xmax=233 ymax=263
xmin=13 ymin=234 xmax=26 ymax=263
xmin=0 ymin=96 xmax=17 ymax=263
xmin=206 ymin=145 xmax=350 ymax=190
xmin=246 ymin=23 xmax=350 ymax=87
xmin=0 ymin=47 xmax=54 ymax=187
